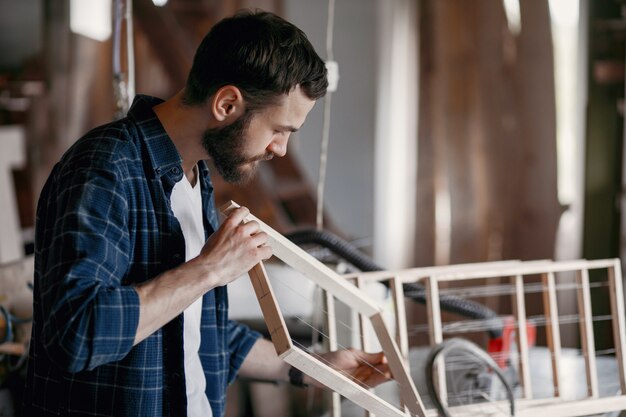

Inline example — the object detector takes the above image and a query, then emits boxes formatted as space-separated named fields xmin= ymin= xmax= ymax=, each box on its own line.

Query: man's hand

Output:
xmin=307 ymin=348 xmax=393 ymax=389
xmin=194 ymin=206 xmax=272 ymax=287
xmin=132 ymin=206 xmax=270 ymax=345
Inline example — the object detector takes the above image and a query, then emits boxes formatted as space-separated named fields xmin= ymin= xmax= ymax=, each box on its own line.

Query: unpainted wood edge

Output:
xmin=608 ymin=263 xmax=626 ymax=393
xmin=576 ymin=269 xmax=599 ymax=398
xmin=541 ymin=272 xmax=562 ymax=397
xmin=353 ymin=277 xmax=374 ymax=417
xmin=369 ymin=313 xmax=426 ymax=417
xmin=425 ymin=277 xmax=447 ymax=406
xmin=249 ymin=262 xmax=293 ymax=355
xmin=444 ymin=394 xmax=626 ymax=417
xmin=282 ymin=348 xmax=407 ymax=417
xmin=390 ymin=276 xmax=410 ymax=414
xmin=223 ymin=201 xmax=381 ymax=317
xmin=323 ymin=290 xmax=342 ymax=417
xmin=513 ymin=274 xmax=533 ymax=400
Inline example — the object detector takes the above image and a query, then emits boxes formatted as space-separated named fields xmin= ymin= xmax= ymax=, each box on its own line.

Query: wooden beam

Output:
xmin=248 ymin=262 xmax=292 ymax=356
xmin=283 ymin=348 xmax=407 ymax=417
xmin=575 ymin=268 xmax=598 ymax=398
xmin=512 ymin=274 xmax=533 ymax=399
xmin=541 ymin=272 xmax=562 ymax=397
xmin=134 ymin=0 xmax=196 ymax=87
xmin=221 ymin=201 xmax=426 ymax=417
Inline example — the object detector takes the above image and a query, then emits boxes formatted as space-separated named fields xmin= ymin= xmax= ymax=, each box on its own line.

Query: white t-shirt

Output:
xmin=170 ymin=166 xmax=212 ymax=417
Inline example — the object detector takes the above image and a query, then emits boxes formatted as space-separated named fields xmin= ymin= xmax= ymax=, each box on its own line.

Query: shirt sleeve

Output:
xmin=226 ymin=320 xmax=262 ymax=383
xmin=37 ymin=156 xmax=140 ymax=373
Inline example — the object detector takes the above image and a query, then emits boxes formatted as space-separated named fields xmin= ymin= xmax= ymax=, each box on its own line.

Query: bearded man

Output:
xmin=22 ymin=10 xmax=390 ymax=417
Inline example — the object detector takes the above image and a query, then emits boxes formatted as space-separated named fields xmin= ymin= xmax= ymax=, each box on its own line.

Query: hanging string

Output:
xmin=403 ymin=313 xmax=614 ymax=337
xmin=112 ymin=0 xmax=135 ymax=120
xmin=316 ymin=0 xmax=337 ymax=230
xmin=414 ymin=280 xmax=610 ymax=300
xmin=273 ymin=273 xmax=400 ymax=389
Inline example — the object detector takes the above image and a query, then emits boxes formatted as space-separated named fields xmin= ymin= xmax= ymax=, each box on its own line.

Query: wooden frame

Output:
xmin=342 ymin=258 xmax=626 ymax=416
xmin=224 ymin=200 xmax=626 ymax=416
xmin=223 ymin=201 xmax=427 ymax=417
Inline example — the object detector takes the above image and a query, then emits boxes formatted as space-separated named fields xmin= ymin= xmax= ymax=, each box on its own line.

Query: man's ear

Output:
xmin=211 ymin=85 xmax=244 ymax=122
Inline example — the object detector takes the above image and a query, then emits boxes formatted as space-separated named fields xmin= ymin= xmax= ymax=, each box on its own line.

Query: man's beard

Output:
xmin=201 ymin=111 xmax=272 ymax=184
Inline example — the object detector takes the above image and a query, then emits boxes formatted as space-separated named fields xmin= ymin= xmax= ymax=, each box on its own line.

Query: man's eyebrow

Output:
xmin=276 ymin=125 xmax=299 ymax=133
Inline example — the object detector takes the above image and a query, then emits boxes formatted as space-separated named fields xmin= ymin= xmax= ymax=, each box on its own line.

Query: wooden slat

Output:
xmin=512 ymin=274 xmax=533 ymax=399
xmin=390 ymin=277 xmax=410 ymax=364
xmin=342 ymin=260 xmax=522 ymax=283
xmin=224 ymin=201 xmax=382 ymax=316
xmin=248 ymin=262 xmax=293 ymax=356
xmin=608 ymin=261 xmax=626 ymax=393
xmin=575 ymin=268 xmax=598 ymax=398
xmin=353 ymin=277 xmax=374 ymax=417
xmin=388 ymin=279 xmax=410 ymax=417
xmin=283 ymin=348 xmax=407 ymax=417
xmin=541 ymin=272 xmax=562 ymax=397
xmin=323 ymin=289 xmax=341 ymax=417
xmin=435 ymin=394 xmax=626 ymax=417
xmin=425 ymin=277 xmax=447 ymax=406
xmin=432 ymin=259 xmax=615 ymax=282
xmin=370 ymin=313 xmax=426 ymax=417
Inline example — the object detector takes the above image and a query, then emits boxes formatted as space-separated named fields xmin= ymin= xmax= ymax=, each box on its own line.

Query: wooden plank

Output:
xmin=283 ymin=348 xmax=407 ymax=417
xmin=512 ymin=274 xmax=532 ymax=399
xmin=425 ymin=277 xmax=447 ymax=406
xmin=220 ymin=202 xmax=422 ymax=417
xmin=390 ymin=274 xmax=410 ymax=413
xmin=541 ymin=272 xmax=562 ymax=397
xmin=432 ymin=259 xmax=615 ymax=282
xmin=434 ymin=394 xmax=626 ymax=417
xmin=370 ymin=313 xmax=425 ymax=417
xmin=390 ymin=277 xmax=410 ymax=367
xmin=224 ymin=201 xmax=382 ymax=316
xmin=342 ymin=260 xmax=522 ymax=283
xmin=575 ymin=268 xmax=598 ymax=398
xmin=353 ymin=277 xmax=374 ymax=417
xmin=608 ymin=261 xmax=626 ymax=393
xmin=248 ymin=262 xmax=293 ymax=356
xmin=323 ymin=289 xmax=341 ymax=417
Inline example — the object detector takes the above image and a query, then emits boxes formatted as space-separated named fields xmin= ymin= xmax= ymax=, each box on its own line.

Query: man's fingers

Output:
xmin=350 ymin=350 xmax=386 ymax=366
xmin=352 ymin=362 xmax=392 ymax=388
xmin=256 ymin=242 xmax=273 ymax=260
xmin=352 ymin=366 xmax=373 ymax=387
xmin=224 ymin=206 xmax=251 ymax=227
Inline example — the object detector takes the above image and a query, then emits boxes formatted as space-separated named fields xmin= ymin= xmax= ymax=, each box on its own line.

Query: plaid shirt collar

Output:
xmin=127 ymin=94 xmax=214 ymax=198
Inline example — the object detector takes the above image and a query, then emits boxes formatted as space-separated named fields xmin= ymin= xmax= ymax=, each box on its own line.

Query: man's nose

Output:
xmin=268 ymin=137 xmax=288 ymax=157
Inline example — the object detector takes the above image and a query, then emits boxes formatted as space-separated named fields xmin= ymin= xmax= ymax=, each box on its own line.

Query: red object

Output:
xmin=487 ymin=316 xmax=536 ymax=368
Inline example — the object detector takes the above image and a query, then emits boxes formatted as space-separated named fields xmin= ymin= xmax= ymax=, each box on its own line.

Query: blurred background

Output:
xmin=0 ymin=0 xmax=625 ymax=415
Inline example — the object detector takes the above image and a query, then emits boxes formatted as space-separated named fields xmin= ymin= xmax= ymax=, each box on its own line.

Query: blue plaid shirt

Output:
xmin=23 ymin=95 xmax=261 ymax=416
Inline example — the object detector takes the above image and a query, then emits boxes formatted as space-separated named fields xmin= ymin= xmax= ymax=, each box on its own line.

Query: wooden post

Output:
xmin=512 ymin=274 xmax=533 ymax=399
xmin=608 ymin=261 xmax=626 ymax=393
xmin=323 ymin=289 xmax=342 ymax=417
xmin=575 ymin=268 xmax=598 ymax=398
xmin=425 ymin=276 xmax=447 ymax=406
xmin=542 ymin=272 xmax=562 ymax=397
xmin=353 ymin=276 xmax=374 ymax=417
xmin=248 ymin=263 xmax=293 ymax=356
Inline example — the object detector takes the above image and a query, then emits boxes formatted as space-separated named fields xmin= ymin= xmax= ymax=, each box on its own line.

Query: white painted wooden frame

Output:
xmin=343 ymin=258 xmax=626 ymax=417
xmin=223 ymin=202 xmax=427 ymax=417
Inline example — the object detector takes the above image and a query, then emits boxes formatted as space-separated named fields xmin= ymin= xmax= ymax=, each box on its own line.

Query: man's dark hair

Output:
xmin=183 ymin=10 xmax=328 ymax=111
